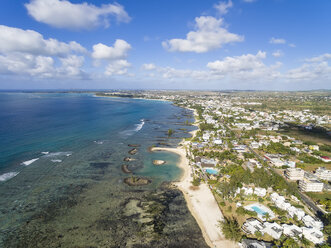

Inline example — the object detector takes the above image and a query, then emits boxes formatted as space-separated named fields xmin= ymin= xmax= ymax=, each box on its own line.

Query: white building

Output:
xmin=254 ymin=187 xmax=267 ymax=197
xmin=213 ymin=139 xmax=223 ymax=145
xmin=263 ymin=222 xmax=283 ymax=239
xmin=302 ymin=215 xmax=324 ymax=230
xmin=302 ymin=227 xmax=324 ymax=245
xmin=282 ymin=224 xmax=302 ymax=237
xmin=242 ymin=218 xmax=265 ymax=235
xmin=315 ymin=167 xmax=331 ymax=181
xmin=299 ymin=179 xmax=324 ymax=192
xmin=285 ymin=168 xmax=305 ymax=181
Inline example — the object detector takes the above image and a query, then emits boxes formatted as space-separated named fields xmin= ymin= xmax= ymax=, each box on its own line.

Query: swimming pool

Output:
xmin=205 ymin=168 xmax=219 ymax=175
xmin=251 ymin=206 xmax=267 ymax=215
xmin=244 ymin=203 xmax=275 ymax=220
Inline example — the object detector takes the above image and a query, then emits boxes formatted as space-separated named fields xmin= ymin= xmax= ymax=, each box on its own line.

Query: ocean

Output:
xmin=0 ymin=93 xmax=208 ymax=247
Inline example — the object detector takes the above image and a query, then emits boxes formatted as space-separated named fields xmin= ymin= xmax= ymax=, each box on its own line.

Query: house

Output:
xmin=287 ymin=206 xmax=305 ymax=220
xmin=242 ymin=186 xmax=254 ymax=195
xmin=214 ymin=139 xmax=223 ymax=145
xmin=302 ymin=215 xmax=324 ymax=230
xmin=302 ymin=227 xmax=324 ymax=245
xmin=282 ymin=224 xmax=302 ymax=237
xmin=242 ymin=218 xmax=265 ymax=235
xmin=254 ymin=187 xmax=267 ymax=197
xmin=315 ymin=167 xmax=331 ymax=181
xmin=241 ymin=239 xmax=273 ymax=248
xmin=263 ymin=222 xmax=283 ymax=239
xmin=285 ymin=168 xmax=305 ymax=181
xmin=200 ymin=158 xmax=217 ymax=167
xmin=299 ymin=179 xmax=324 ymax=192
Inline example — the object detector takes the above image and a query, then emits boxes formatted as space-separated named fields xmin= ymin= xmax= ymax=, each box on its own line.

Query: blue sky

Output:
xmin=0 ymin=0 xmax=330 ymax=90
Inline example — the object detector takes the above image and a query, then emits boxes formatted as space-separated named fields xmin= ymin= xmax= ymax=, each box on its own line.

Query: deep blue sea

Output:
xmin=0 ymin=93 xmax=207 ymax=248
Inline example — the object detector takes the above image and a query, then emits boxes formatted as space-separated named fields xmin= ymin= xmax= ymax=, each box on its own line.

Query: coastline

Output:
xmin=151 ymin=107 xmax=238 ymax=248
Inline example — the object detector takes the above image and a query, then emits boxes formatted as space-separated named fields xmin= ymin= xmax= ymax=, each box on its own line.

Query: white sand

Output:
xmin=151 ymin=147 xmax=238 ymax=248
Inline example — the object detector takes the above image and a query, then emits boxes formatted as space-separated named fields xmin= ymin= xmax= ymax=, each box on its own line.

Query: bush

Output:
xmin=192 ymin=177 xmax=201 ymax=186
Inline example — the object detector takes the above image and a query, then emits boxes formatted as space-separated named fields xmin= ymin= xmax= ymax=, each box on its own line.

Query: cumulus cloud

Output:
xmin=92 ymin=40 xmax=131 ymax=60
xmin=25 ymin=0 xmax=130 ymax=30
xmin=0 ymin=25 xmax=87 ymax=79
xmin=105 ymin=60 xmax=131 ymax=76
xmin=272 ymin=50 xmax=283 ymax=57
xmin=214 ymin=0 xmax=233 ymax=15
xmin=305 ymin=53 xmax=331 ymax=63
xmin=162 ymin=16 xmax=243 ymax=53
xmin=269 ymin=37 xmax=286 ymax=44
xmin=0 ymin=25 xmax=86 ymax=56
xmin=142 ymin=63 xmax=156 ymax=70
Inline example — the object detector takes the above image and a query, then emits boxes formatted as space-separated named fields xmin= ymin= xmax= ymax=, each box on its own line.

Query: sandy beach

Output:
xmin=151 ymin=146 xmax=238 ymax=248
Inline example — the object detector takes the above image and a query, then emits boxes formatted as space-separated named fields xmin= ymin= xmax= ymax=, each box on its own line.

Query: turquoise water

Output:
xmin=251 ymin=206 xmax=268 ymax=215
xmin=205 ymin=168 xmax=219 ymax=175
xmin=0 ymin=92 xmax=207 ymax=247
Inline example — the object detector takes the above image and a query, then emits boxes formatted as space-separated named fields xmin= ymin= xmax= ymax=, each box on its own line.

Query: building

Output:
xmin=263 ymin=222 xmax=283 ymax=239
xmin=315 ymin=167 xmax=331 ymax=181
xmin=302 ymin=215 xmax=324 ymax=230
xmin=241 ymin=239 xmax=273 ymax=248
xmin=242 ymin=218 xmax=264 ymax=235
xmin=299 ymin=179 xmax=324 ymax=192
xmin=282 ymin=224 xmax=302 ymax=237
xmin=302 ymin=227 xmax=324 ymax=245
xmin=285 ymin=168 xmax=305 ymax=181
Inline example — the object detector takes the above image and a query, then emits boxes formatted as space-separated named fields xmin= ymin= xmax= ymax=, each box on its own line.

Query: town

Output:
xmin=116 ymin=90 xmax=331 ymax=248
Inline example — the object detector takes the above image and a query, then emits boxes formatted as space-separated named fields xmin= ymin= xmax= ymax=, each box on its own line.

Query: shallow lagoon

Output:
xmin=0 ymin=93 xmax=208 ymax=247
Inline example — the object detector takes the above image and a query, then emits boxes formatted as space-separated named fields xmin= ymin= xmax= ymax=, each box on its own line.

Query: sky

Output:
xmin=0 ymin=0 xmax=330 ymax=90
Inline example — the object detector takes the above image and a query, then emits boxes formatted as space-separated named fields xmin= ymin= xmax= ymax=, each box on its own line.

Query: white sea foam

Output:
xmin=134 ymin=119 xmax=145 ymax=132
xmin=120 ymin=119 xmax=145 ymax=137
xmin=43 ymin=152 xmax=72 ymax=157
xmin=51 ymin=159 xmax=62 ymax=163
xmin=94 ymin=141 xmax=104 ymax=145
xmin=0 ymin=172 xmax=19 ymax=182
xmin=41 ymin=151 xmax=49 ymax=155
xmin=21 ymin=158 xmax=39 ymax=166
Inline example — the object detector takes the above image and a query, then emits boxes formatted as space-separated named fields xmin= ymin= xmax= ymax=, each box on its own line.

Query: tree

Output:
xmin=254 ymin=230 xmax=263 ymax=240
xmin=219 ymin=217 xmax=242 ymax=242
xmin=282 ymin=237 xmax=300 ymax=248
xmin=167 ymin=128 xmax=174 ymax=137
xmin=264 ymin=212 xmax=270 ymax=221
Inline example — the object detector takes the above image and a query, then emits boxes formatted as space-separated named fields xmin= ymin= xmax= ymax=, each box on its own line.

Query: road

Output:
xmin=223 ymin=121 xmax=326 ymax=218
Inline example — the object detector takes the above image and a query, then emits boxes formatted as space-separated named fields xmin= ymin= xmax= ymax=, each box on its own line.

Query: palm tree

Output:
xmin=264 ymin=212 xmax=270 ymax=221
xmin=167 ymin=128 xmax=174 ymax=137
xmin=218 ymin=217 xmax=242 ymax=242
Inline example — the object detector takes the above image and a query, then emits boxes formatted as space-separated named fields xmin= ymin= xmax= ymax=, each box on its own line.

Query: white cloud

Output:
xmin=92 ymin=40 xmax=131 ymax=60
xmin=305 ymin=53 xmax=331 ymax=63
xmin=142 ymin=63 xmax=156 ymax=70
xmin=0 ymin=25 xmax=88 ymax=79
xmin=162 ymin=16 xmax=243 ymax=53
xmin=289 ymin=43 xmax=296 ymax=48
xmin=25 ymin=0 xmax=130 ymax=30
xmin=58 ymin=55 xmax=86 ymax=78
xmin=207 ymin=51 xmax=267 ymax=74
xmin=272 ymin=50 xmax=283 ymax=57
xmin=0 ymin=25 xmax=86 ymax=56
xmin=243 ymin=0 xmax=256 ymax=2
xmin=214 ymin=0 xmax=233 ymax=15
xmin=105 ymin=60 xmax=131 ymax=76
xmin=270 ymin=37 xmax=286 ymax=44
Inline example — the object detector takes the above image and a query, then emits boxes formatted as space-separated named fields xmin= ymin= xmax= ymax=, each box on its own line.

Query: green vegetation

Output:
xmin=298 ymin=154 xmax=322 ymax=164
xmin=306 ymin=192 xmax=331 ymax=211
xmin=261 ymin=142 xmax=295 ymax=155
xmin=236 ymin=207 xmax=257 ymax=217
xmin=219 ymin=217 xmax=242 ymax=242
xmin=217 ymin=164 xmax=299 ymax=199
xmin=167 ymin=128 xmax=174 ymax=137
xmin=191 ymin=177 xmax=201 ymax=186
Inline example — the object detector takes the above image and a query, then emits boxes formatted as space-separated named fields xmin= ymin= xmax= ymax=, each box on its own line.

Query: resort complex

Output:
xmin=134 ymin=90 xmax=331 ymax=248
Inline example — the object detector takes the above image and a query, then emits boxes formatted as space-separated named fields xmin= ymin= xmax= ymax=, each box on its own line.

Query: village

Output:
xmin=143 ymin=91 xmax=331 ymax=248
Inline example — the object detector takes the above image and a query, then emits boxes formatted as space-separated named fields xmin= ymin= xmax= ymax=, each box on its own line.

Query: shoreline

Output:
xmin=151 ymin=108 xmax=237 ymax=248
